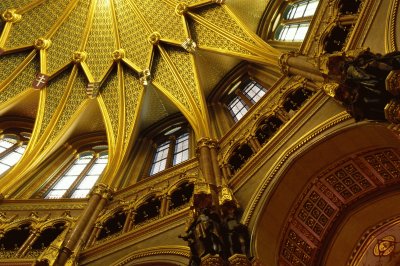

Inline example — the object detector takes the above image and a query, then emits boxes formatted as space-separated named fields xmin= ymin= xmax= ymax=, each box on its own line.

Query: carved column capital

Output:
xmin=91 ymin=183 xmax=114 ymax=201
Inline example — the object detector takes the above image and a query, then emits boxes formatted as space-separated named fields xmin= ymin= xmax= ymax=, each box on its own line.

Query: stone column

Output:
xmin=55 ymin=184 xmax=113 ymax=265
xmin=84 ymin=223 xmax=102 ymax=248
xmin=279 ymin=52 xmax=325 ymax=82
xmin=16 ymin=228 xmax=40 ymax=257
xmin=160 ymin=194 xmax=171 ymax=217
xmin=209 ymin=139 xmax=222 ymax=188
xmin=197 ymin=138 xmax=220 ymax=204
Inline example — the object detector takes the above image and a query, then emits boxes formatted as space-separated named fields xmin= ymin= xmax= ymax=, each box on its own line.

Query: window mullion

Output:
xmin=64 ymin=156 xmax=97 ymax=198
xmin=166 ymin=136 xmax=176 ymax=168
xmin=236 ymin=90 xmax=253 ymax=108
xmin=0 ymin=143 xmax=20 ymax=159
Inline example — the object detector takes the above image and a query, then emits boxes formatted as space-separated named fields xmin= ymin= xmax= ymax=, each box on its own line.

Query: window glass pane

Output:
xmin=294 ymin=24 xmax=309 ymax=41
xmin=65 ymin=164 xmax=87 ymax=176
xmin=46 ymin=190 xmax=66 ymax=199
xmin=0 ymin=163 xmax=10 ymax=175
xmin=173 ymin=133 xmax=189 ymax=165
xmin=243 ymin=81 xmax=267 ymax=104
xmin=0 ymin=151 xmax=23 ymax=166
xmin=0 ymin=138 xmax=17 ymax=149
xmin=53 ymin=175 xmax=78 ymax=189
xmin=87 ymin=163 xmax=107 ymax=175
xmin=228 ymin=97 xmax=248 ymax=122
xmin=304 ymin=0 xmax=318 ymax=17
xmin=77 ymin=175 xmax=99 ymax=189
xmin=71 ymin=189 xmax=90 ymax=199
xmin=285 ymin=25 xmax=298 ymax=40
xmin=293 ymin=4 xmax=306 ymax=18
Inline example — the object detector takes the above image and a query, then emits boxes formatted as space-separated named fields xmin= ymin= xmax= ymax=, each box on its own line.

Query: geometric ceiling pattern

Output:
xmin=0 ymin=0 xmax=281 ymax=196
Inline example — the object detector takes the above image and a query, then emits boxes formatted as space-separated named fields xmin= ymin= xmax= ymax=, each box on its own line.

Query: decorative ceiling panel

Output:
xmin=113 ymin=0 xmax=151 ymax=70
xmin=152 ymin=49 xmax=192 ymax=114
xmin=123 ymin=65 xmax=143 ymax=146
xmin=4 ymin=0 xmax=71 ymax=49
xmin=43 ymin=71 xmax=88 ymax=150
xmin=38 ymin=70 xmax=73 ymax=137
xmin=46 ymin=0 xmax=90 ymax=74
xmin=0 ymin=53 xmax=38 ymax=107
xmin=85 ymin=0 xmax=115 ymax=81
xmin=98 ymin=68 xmax=119 ymax=141
xmin=0 ymin=51 xmax=31 ymax=83
xmin=132 ymin=0 xmax=187 ymax=42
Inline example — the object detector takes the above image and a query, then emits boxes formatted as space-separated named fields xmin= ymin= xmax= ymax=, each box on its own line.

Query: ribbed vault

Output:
xmin=0 ymin=0 xmax=281 ymax=196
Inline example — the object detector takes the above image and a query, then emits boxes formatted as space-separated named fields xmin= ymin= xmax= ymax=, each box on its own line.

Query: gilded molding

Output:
xmin=112 ymin=49 xmax=126 ymax=62
xmin=33 ymin=38 xmax=52 ymax=50
xmin=72 ymin=51 xmax=88 ymax=64
xmin=175 ymin=3 xmax=189 ymax=16
xmin=148 ymin=32 xmax=161 ymax=45
xmin=1 ymin=9 xmax=22 ymax=23
xmin=386 ymin=0 xmax=399 ymax=51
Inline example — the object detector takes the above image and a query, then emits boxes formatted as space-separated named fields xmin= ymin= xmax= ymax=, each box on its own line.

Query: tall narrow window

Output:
xmin=149 ymin=128 xmax=191 ymax=176
xmin=45 ymin=148 xmax=108 ymax=199
xmin=0 ymin=134 xmax=29 ymax=176
xmin=150 ymin=141 xmax=170 ymax=175
xmin=274 ymin=0 xmax=319 ymax=42
xmin=228 ymin=97 xmax=249 ymax=122
xmin=173 ymin=133 xmax=189 ymax=166
xmin=227 ymin=79 xmax=268 ymax=122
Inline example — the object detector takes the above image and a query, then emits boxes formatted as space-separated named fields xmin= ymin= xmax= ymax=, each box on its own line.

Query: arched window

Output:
xmin=45 ymin=149 xmax=108 ymax=199
xmin=274 ymin=0 xmax=319 ymax=42
xmin=0 ymin=133 xmax=29 ymax=176
xmin=150 ymin=129 xmax=190 ymax=176
xmin=227 ymin=79 xmax=268 ymax=122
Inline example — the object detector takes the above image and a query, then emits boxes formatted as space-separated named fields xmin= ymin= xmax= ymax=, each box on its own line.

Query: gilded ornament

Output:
xmin=386 ymin=70 xmax=400 ymax=96
xmin=218 ymin=185 xmax=237 ymax=206
xmin=34 ymin=38 xmax=52 ymax=50
xmin=200 ymin=254 xmax=225 ymax=265
xmin=181 ymin=38 xmax=197 ymax=53
xmin=228 ymin=254 xmax=251 ymax=266
xmin=72 ymin=51 xmax=88 ymax=64
xmin=213 ymin=0 xmax=226 ymax=3
xmin=373 ymin=235 xmax=396 ymax=256
xmin=278 ymin=52 xmax=292 ymax=75
xmin=140 ymin=69 xmax=151 ymax=85
xmin=32 ymin=73 xmax=50 ymax=90
xmin=175 ymin=3 xmax=188 ymax=16
xmin=148 ymin=32 xmax=161 ymax=45
xmin=385 ymin=99 xmax=400 ymax=124
xmin=1 ymin=9 xmax=22 ymax=23
xmin=86 ymin=82 xmax=100 ymax=99
xmin=322 ymin=82 xmax=338 ymax=97
xmin=112 ymin=49 xmax=126 ymax=61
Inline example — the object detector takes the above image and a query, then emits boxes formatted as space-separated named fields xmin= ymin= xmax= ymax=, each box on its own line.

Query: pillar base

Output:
xmin=200 ymin=254 xmax=224 ymax=266
xmin=386 ymin=70 xmax=400 ymax=96
xmin=385 ymin=99 xmax=400 ymax=124
xmin=228 ymin=254 xmax=251 ymax=265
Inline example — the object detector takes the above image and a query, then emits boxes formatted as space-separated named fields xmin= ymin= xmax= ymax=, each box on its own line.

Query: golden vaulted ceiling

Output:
xmin=0 ymin=0 xmax=280 ymax=196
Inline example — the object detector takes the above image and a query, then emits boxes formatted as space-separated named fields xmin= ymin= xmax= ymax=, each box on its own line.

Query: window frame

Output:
xmin=44 ymin=148 xmax=108 ymax=199
xmin=271 ymin=0 xmax=319 ymax=42
xmin=0 ymin=133 xmax=30 ymax=176
xmin=225 ymin=78 xmax=268 ymax=123
xmin=148 ymin=127 xmax=192 ymax=176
